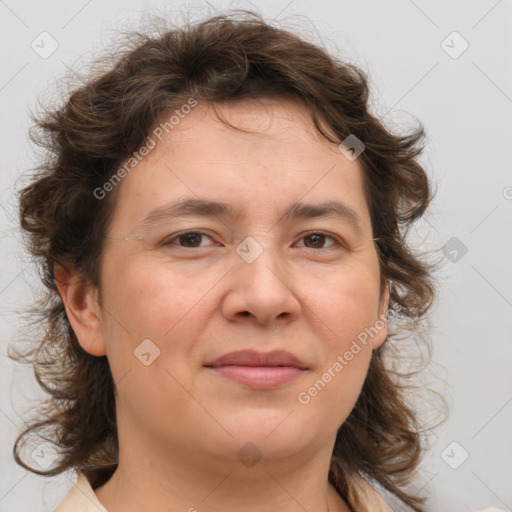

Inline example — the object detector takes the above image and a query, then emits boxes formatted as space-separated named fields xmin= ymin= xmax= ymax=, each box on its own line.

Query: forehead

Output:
xmin=167 ymin=97 xmax=338 ymax=155
xmin=107 ymin=97 xmax=372 ymax=234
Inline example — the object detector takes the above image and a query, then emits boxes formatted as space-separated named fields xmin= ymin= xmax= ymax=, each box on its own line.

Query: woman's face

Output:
xmin=89 ymin=98 xmax=388 ymax=470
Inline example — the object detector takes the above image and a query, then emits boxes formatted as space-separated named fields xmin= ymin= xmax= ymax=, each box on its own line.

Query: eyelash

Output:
xmin=161 ymin=230 xmax=345 ymax=251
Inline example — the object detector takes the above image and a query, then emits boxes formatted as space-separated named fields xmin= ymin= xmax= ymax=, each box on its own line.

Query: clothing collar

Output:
xmin=55 ymin=471 xmax=393 ymax=512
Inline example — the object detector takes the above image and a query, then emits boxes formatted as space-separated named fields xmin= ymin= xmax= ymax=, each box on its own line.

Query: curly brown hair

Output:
xmin=10 ymin=9 xmax=441 ymax=511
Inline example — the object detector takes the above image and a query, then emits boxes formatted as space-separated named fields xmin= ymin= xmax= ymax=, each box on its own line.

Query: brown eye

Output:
xmin=164 ymin=231 xmax=215 ymax=248
xmin=298 ymin=232 xmax=337 ymax=249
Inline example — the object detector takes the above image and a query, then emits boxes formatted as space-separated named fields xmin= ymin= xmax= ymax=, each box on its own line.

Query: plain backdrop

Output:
xmin=1 ymin=1 xmax=511 ymax=511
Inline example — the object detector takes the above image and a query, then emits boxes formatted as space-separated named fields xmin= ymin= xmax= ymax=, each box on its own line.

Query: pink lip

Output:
xmin=205 ymin=349 xmax=308 ymax=369
xmin=204 ymin=349 xmax=308 ymax=390
xmin=209 ymin=366 xmax=305 ymax=389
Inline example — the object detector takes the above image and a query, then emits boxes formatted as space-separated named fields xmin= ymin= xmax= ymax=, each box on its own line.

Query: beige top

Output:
xmin=54 ymin=472 xmax=504 ymax=512
xmin=54 ymin=471 xmax=392 ymax=512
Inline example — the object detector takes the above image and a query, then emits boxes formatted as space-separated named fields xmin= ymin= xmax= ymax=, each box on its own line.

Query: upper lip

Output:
xmin=204 ymin=350 xmax=308 ymax=369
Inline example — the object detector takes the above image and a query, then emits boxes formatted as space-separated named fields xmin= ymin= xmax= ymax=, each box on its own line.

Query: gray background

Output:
xmin=1 ymin=1 xmax=511 ymax=511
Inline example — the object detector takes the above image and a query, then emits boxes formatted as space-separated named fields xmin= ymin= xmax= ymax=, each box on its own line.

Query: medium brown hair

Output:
xmin=11 ymin=9 xmax=440 ymax=511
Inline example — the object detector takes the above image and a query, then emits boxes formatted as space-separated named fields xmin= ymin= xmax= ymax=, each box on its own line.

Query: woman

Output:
xmin=11 ymin=9 xmax=501 ymax=512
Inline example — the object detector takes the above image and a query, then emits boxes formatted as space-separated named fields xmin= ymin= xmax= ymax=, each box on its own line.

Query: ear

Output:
xmin=54 ymin=263 xmax=106 ymax=357
xmin=372 ymin=283 xmax=390 ymax=350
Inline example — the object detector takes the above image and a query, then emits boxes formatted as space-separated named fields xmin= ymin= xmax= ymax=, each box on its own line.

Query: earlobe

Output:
xmin=54 ymin=264 xmax=107 ymax=357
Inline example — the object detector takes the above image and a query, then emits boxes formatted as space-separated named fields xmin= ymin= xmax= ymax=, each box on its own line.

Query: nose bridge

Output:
xmin=225 ymin=233 xmax=300 ymax=324
xmin=235 ymin=233 xmax=289 ymax=290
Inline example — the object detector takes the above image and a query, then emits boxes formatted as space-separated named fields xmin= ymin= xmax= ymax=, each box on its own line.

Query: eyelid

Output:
xmin=161 ymin=229 xmax=216 ymax=248
xmin=162 ymin=229 xmax=347 ymax=250
xmin=296 ymin=230 xmax=346 ymax=249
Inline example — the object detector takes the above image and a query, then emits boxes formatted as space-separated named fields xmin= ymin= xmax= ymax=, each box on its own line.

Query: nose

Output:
xmin=221 ymin=241 xmax=302 ymax=326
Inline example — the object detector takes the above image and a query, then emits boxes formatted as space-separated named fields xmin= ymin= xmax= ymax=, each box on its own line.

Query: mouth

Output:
xmin=203 ymin=349 xmax=308 ymax=390
xmin=206 ymin=365 xmax=307 ymax=389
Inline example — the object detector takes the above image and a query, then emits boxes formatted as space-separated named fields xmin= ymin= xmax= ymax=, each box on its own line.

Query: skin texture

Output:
xmin=55 ymin=97 xmax=389 ymax=512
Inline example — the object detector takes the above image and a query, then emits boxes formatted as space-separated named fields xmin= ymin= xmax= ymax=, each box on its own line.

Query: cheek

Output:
xmin=102 ymin=251 xmax=206 ymax=338
xmin=99 ymin=257 xmax=209 ymax=425
xmin=100 ymin=254 xmax=223 ymax=398
xmin=297 ymin=327 xmax=373 ymax=436
xmin=297 ymin=262 xmax=380 ymax=412
xmin=308 ymin=261 xmax=382 ymax=348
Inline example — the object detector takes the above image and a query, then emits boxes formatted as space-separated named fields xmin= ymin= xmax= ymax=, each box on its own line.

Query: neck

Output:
xmin=93 ymin=438 xmax=353 ymax=512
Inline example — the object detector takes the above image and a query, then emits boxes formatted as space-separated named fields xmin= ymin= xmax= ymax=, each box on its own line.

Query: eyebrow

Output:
xmin=139 ymin=197 xmax=363 ymax=233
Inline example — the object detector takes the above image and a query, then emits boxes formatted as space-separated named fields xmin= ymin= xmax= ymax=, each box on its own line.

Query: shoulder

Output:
xmin=53 ymin=470 xmax=506 ymax=512
xmin=344 ymin=472 xmax=505 ymax=512
xmin=54 ymin=473 xmax=108 ymax=512
xmin=345 ymin=472 xmax=393 ymax=511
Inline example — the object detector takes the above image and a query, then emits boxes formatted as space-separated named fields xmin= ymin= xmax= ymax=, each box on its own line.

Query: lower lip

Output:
xmin=207 ymin=365 xmax=306 ymax=389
